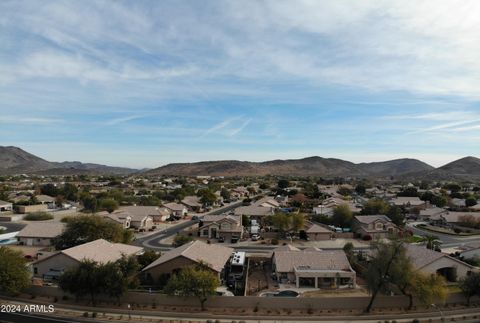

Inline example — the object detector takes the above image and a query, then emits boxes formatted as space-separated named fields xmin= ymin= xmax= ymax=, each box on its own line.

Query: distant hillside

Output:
xmin=0 ymin=146 xmax=136 ymax=175
xmin=145 ymin=156 xmax=435 ymax=178
xmin=357 ymin=159 xmax=435 ymax=177
xmin=416 ymin=156 xmax=480 ymax=181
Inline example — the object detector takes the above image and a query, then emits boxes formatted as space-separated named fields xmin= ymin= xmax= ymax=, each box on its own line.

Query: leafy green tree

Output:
xmin=387 ymin=205 xmax=405 ymax=226
xmin=99 ymin=198 xmax=119 ymax=213
xmin=355 ymin=184 xmax=366 ymax=195
xmin=337 ymin=186 xmax=352 ymax=196
xmin=331 ymin=204 xmax=353 ymax=228
xmin=40 ymin=183 xmax=59 ymax=197
xmin=0 ymin=247 xmax=30 ymax=295
xmin=365 ymin=239 xmax=407 ymax=312
xmin=432 ymin=195 xmax=448 ymax=208
xmin=241 ymin=214 xmax=251 ymax=227
xmin=220 ymin=188 xmax=231 ymax=200
xmin=54 ymin=215 xmax=133 ymax=249
xmin=361 ymin=198 xmax=390 ymax=215
xmin=165 ymin=265 xmax=220 ymax=310
xmin=59 ymin=259 xmax=134 ymax=305
xmin=198 ymin=189 xmax=217 ymax=206
xmin=291 ymin=213 xmax=305 ymax=233
xmin=59 ymin=260 xmax=103 ymax=305
xmin=459 ymin=272 xmax=480 ymax=305
xmin=466 ymin=197 xmax=478 ymax=207
xmin=270 ymin=212 xmax=290 ymax=235
xmin=398 ymin=187 xmax=419 ymax=197
xmin=277 ymin=179 xmax=290 ymax=189
xmin=82 ymin=195 xmax=98 ymax=213
xmin=391 ymin=257 xmax=446 ymax=309
xmin=61 ymin=183 xmax=78 ymax=201
xmin=173 ymin=234 xmax=193 ymax=247
xmin=138 ymin=250 xmax=160 ymax=268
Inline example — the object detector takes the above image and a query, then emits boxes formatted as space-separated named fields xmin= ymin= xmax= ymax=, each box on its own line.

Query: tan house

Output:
xmin=304 ymin=222 xmax=333 ymax=241
xmin=406 ymin=244 xmax=476 ymax=282
xmin=17 ymin=222 xmax=65 ymax=246
xmin=352 ymin=215 xmax=399 ymax=239
xmin=32 ymin=239 xmax=143 ymax=280
xmin=103 ymin=206 xmax=157 ymax=230
xmin=164 ymin=203 xmax=188 ymax=217
xmin=181 ymin=196 xmax=203 ymax=212
xmin=142 ymin=240 xmax=233 ymax=284
xmin=198 ymin=214 xmax=243 ymax=241
xmin=272 ymin=246 xmax=355 ymax=289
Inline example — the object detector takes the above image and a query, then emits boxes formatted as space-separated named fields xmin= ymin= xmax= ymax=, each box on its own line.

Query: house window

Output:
xmin=375 ymin=223 xmax=383 ymax=230
xmin=34 ymin=267 xmax=38 ymax=274
xmin=202 ymin=229 xmax=209 ymax=236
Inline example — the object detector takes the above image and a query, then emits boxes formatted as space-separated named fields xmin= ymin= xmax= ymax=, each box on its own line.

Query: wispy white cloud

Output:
xmin=103 ymin=115 xmax=144 ymax=126
xmin=0 ymin=116 xmax=63 ymax=125
xmin=228 ymin=118 xmax=252 ymax=137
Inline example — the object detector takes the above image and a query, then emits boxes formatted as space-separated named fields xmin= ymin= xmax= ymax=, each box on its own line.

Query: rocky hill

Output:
xmin=145 ymin=156 xmax=435 ymax=178
xmin=0 ymin=146 xmax=136 ymax=175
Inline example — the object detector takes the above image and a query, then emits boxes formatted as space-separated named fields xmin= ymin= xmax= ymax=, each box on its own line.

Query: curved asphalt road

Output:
xmin=406 ymin=221 xmax=480 ymax=247
xmin=134 ymin=201 xmax=243 ymax=250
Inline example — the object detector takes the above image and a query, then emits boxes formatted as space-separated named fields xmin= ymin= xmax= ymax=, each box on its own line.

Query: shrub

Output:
xmin=271 ymin=238 xmax=279 ymax=245
xmin=83 ymin=312 xmax=89 ymax=318
xmin=24 ymin=212 xmax=54 ymax=221
xmin=362 ymin=234 xmax=372 ymax=241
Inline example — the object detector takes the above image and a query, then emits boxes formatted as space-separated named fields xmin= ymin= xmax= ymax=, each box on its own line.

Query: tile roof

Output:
xmin=354 ymin=215 xmax=392 ymax=225
xmin=143 ymin=240 xmax=233 ymax=273
xmin=60 ymin=239 xmax=143 ymax=264
xmin=405 ymin=244 xmax=451 ymax=269
xmin=17 ymin=222 xmax=65 ymax=238
xmin=274 ymin=249 xmax=352 ymax=273
xmin=306 ymin=223 xmax=332 ymax=234
xmin=234 ymin=205 xmax=274 ymax=216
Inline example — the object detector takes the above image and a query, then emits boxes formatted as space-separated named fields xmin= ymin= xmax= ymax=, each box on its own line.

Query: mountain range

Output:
xmin=1 ymin=146 xmax=479 ymax=180
xmin=0 ymin=146 xmax=136 ymax=175
xmin=146 ymin=156 xmax=480 ymax=181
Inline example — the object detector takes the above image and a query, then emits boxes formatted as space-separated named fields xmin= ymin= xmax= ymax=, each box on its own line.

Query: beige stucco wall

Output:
xmin=420 ymin=256 xmax=474 ymax=280
xmin=307 ymin=232 xmax=332 ymax=241
xmin=18 ymin=237 xmax=53 ymax=247
xmin=16 ymin=204 xmax=48 ymax=214
xmin=33 ymin=253 xmax=79 ymax=278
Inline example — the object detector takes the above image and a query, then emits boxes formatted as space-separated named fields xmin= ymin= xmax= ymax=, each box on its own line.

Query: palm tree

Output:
xmin=421 ymin=234 xmax=441 ymax=250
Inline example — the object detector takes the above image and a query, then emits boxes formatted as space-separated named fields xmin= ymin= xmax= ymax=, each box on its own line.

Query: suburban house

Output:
xmin=163 ymin=202 xmax=188 ymax=217
xmin=17 ymin=222 xmax=65 ymax=246
xmin=104 ymin=206 xmax=156 ymax=230
xmin=430 ymin=211 xmax=480 ymax=226
xmin=390 ymin=196 xmax=426 ymax=209
xmin=142 ymin=240 xmax=233 ymax=284
xmin=272 ymin=246 xmax=356 ymax=289
xmin=321 ymin=197 xmax=362 ymax=213
xmin=352 ymin=215 xmax=399 ymax=239
xmin=230 ymin=186 xmax=250 ymax=200
xmin=101 ymin=211 xmax=131 ymax=229
xmin=181 ymin=196 xmax=203 ymax=212
xmin=35 ymin=195 xmax=56 ymax=207
xmin=419 ymin=207 xmax=448 ymax=220
xmin=304 ymin=222 xmax=333 ymax=240
xmin=198 ymin=214 xmax=243 ymax=241
xmin=0 ymin=200 xmax=13 ymax=212
xmin=234 ymin=205 xmax=274 ymax=218
xmin=32 ymin=239 xmax=143 ymax=280
xmin=406 ymin=244 xmax=476 ymax=282
xmin=253 ymin=197 xmax=280 ymax=208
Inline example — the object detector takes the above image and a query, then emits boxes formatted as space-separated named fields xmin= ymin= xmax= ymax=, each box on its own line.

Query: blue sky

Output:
xmin=1 ymin=1 xmax=480 ymax=168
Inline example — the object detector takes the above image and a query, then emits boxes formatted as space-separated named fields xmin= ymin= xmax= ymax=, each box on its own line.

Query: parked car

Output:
xmin=251 ymin=234 xmax=260 ymax=241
